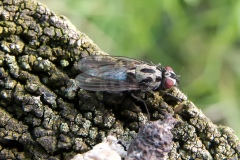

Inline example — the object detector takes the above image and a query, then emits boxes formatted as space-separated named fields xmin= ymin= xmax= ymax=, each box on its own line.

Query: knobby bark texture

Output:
xmin=0 ymin=0 xmax=239 ymax=159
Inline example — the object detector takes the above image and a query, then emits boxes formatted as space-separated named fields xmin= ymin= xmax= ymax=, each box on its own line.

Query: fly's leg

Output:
xmin=160 ymin=90 xmax=182 ymax=102
xmin=131 ymin=93 xmax=150 ymax=121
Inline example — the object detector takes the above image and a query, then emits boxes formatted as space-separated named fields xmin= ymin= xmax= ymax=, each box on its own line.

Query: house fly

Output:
xmin=75 ymin=55 xmax=179 ymax=119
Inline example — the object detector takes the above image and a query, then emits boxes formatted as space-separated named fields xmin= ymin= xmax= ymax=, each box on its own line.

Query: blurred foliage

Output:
xmin=40 ymin=0 xmax=240 ymax=136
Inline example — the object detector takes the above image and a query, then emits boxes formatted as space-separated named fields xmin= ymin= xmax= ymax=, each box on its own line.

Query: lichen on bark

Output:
xmin=0 ymin=0 xmax=239 ymax=159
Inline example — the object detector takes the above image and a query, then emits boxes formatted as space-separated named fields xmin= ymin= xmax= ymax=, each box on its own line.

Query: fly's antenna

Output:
xmin=177 ymin=66 xmax=184 ymax=83
xmin=176 ymin=74 xmax=181 ymax=84
xmin=131 ymin=93 xmax=150 ymax=121
xmin=179 ymin=66 xmax=184 ymax=75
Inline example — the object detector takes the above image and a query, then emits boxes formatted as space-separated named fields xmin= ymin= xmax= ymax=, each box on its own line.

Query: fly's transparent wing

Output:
xmin=78 ymin=55 xmax=142 ymax=75
xmin=76 ymin=55 xmax=144 ymax=91
xmin=76 ymin=73 xmax=142 ymax=91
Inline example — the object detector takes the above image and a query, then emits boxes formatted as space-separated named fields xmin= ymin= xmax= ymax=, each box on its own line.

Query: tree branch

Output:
xmin=0 ymin=0 xmax=239 ymax=159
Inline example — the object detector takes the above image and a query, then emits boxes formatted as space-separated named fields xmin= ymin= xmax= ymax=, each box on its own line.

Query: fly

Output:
xmin=75 ymin=55 xmax=180 ymax=119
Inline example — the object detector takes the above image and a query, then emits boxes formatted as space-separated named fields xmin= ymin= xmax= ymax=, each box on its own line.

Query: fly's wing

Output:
xmin=76 ymin=73 xmax=142 ymax=91
xmin=78 ymin=55 xmax=142 ymax=74
xmin=76 ymin=55 xmax=144 ymax=91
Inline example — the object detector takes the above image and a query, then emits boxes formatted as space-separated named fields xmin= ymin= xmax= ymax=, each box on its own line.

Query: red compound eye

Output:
xmin=163 ymin=78 xmax=174 ymax=89
xmin=165 ymin=66 xmax=173 ymax=71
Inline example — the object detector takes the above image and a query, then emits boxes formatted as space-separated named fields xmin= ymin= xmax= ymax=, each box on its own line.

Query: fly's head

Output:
xmin=162 ymin=66 xmax=179 ymax=89
xmin=135 ymin=64 xmax=162 ymax=90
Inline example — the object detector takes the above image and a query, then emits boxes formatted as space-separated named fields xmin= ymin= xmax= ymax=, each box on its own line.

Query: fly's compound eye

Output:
xmin=163 ymin=66 xmax=178 ymax=89
xmin=165 ymin=66 xmax=173 ymax=71
xmin=163 ymin=78 xmax=175 ymax=89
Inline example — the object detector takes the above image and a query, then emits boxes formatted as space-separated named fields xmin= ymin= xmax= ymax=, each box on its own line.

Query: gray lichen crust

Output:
xmin=0 ymin=0 xmax=239 ymax=160
xmin=171 ymin=101 xmax=240 ymax=159
xmin=127 ymin=113 xmax=176 ymax=160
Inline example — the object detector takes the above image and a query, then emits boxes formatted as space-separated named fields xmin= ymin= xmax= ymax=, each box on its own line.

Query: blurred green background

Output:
xmin=39 ymin=0 xmax=240 ymax=136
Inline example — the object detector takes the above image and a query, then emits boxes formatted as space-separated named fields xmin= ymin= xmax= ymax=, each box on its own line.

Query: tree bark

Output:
xmin=0 ymin=0 xmax=239 ymax=159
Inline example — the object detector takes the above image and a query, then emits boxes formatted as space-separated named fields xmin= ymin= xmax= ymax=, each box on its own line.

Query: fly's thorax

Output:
xmin=135 ymin=64 xmax=162 ymax=90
